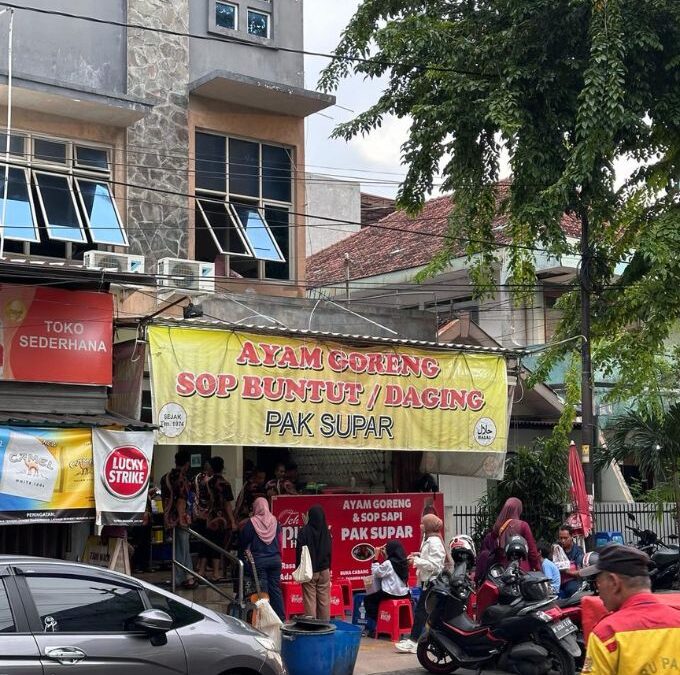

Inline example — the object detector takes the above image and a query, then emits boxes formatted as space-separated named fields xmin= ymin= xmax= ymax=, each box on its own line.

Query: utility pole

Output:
xmin=579 ymin=208 xmax=595 ymax=501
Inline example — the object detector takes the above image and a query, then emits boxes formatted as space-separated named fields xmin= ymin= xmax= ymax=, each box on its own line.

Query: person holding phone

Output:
xmin=363 ymin=540 xmax=410 ymax=634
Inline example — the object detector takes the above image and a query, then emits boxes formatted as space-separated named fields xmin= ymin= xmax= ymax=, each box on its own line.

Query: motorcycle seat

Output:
xmin=481 ymin=603 xmax=516 ymax=625
xmin=653 ymin=549 xmax=680 ymax=566
xmin=448 ymin=611 xmax=483 ymax=633
xmin=557 ymin=590 xmax=589 ymax=608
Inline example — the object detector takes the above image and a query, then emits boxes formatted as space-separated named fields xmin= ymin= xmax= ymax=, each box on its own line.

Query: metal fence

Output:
xmin=445 ymin=502 xmax=678 ymax=544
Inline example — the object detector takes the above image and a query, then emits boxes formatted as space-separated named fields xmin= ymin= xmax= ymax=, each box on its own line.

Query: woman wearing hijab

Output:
xmin=363 ymin=540 xmax=410 ymax=632
xmin=296 ymin=505 xmax=332 ymax=619
xmin=475 ymin=497 xmax=540 ymax=583
xmin=239 ymin=497 xmax=285 ymax=620
xmin=395 ymin=514 xmax=449 ymax=653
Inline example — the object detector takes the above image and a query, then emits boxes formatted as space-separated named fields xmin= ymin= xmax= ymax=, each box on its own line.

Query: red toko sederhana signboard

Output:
xmin=272 ymin=492 xmax=445 ymax=588
xmin=0 ymin=285 xmax=113 ymax=386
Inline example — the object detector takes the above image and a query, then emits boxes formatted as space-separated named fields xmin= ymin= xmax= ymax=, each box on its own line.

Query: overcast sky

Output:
xmin=303 ymin=1 xmax=408 ymax=199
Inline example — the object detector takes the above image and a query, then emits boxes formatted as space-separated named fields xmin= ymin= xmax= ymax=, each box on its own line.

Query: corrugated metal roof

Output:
xmin=144 ymin=318 xmax=522 ymax=356
xmin=0 ymin=411 xmax=154 ymax=430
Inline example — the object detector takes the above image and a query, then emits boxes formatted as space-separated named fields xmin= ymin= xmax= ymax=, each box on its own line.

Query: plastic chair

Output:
xmin=330 ymin=583 xmax=345 ymax=618
xmin=375 ymin=598 xmax=414 ymax=641
xmin=337 ymin=579 xmax=353 ymax=612
xmin=281 ymin=581 xmax=305 ymax=619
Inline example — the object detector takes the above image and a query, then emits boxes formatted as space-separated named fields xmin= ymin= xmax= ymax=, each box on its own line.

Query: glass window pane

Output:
xmin=215 ymin=1 xmax=237 ymax=30
xmin=0 ymin=133 xmax=26 ymax=158
xmin=262 ymin=145 xmax=292 ymax=203
xmin=147 ymin=590 xmax=203 ymax=629
xmin=34 ymin=139 xmax=67 ymax=164
xmin=229 ymin=138 xmax=259 ymax=197
xmin=34 ymin=172 xmax=85 ymax=242
xmin=231 ymin=202 xmax=284 ymax=262
xmin=264 ymin=205 xmax=290 ymax=279
xmin=198 ymin=198 xmax=251 ymax=256
xmin=75 ymin=146 xmax=109 ymax=171
xmin=196 ymin=132 xmax=226 ymax=192
xmin=26 ymin=576 xmax=144 ymax=633
xmin=247 ymin=10 xmax=270 ymax=38
xmin=0 ymin=580 xmax=15 ymax=633
xmin=76 ymin=179 xmax=126 ymax=245
xmin=0 ymin=166 xmax=38 ymax=242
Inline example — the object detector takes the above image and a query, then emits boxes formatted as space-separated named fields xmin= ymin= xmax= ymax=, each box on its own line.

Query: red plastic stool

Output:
xmin=281 ymin=581 xmax=305 ymax=619
xmin=330 ymin=582 xmax=345 ymax=618
xmin=375 ymin=598 xmax=414 ymax=641
xmin=337 ymin=579 xmax=353 ymax=612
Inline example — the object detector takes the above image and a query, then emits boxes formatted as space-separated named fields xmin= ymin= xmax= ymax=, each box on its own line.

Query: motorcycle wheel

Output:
xmin=416 ymin=637 xmax=460 ymax=674
xmin=539 ymin=638 xmax=576 ymax=675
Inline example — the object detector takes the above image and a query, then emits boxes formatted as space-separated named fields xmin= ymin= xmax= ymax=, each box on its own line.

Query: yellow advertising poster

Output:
xmin=149 ymin=326 xmax=508 ymax=454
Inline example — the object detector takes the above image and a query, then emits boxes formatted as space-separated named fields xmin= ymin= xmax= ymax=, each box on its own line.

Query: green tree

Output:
xmin=320 ymin=0 xmax=680 ymax=401
xmin=598 ymin=403 xmax=680 ymax=542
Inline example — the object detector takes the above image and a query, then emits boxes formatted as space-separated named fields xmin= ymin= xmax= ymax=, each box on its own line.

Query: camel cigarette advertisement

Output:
xmin=0 ymin=427 xmax=95 ymax=524
xmin=92 ymin=429 xmax=154 ymax=530
xmin=273 ymin=493 xmax=444 ymax=588
xmin=0 ymin=284 xmax=113 ymax=386
xmin=149 ymin=326 xmax=508 ymax=455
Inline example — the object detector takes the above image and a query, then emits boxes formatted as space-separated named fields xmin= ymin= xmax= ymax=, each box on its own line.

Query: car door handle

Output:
xmin=44 ymin=646 xmax=87 ymax=664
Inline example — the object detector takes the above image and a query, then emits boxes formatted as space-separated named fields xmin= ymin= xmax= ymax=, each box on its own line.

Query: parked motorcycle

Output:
xmin=417 ymin=536 xmax=579 ymax=675
xmin=625 ymin=512 xmax=679 ymax=589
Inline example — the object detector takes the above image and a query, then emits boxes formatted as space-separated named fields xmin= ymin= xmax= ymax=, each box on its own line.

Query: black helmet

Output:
xmin=505 ymin=535 xmax=528 ymax=561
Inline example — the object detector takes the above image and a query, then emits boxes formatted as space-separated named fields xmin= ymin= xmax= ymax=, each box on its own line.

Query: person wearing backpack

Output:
xmin=475 ymin=497 xmax=540 ymax=583
xmin=160 ymin=449 xmax=197 ymax=589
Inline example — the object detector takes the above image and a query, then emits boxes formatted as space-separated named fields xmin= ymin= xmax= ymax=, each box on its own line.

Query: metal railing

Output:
xmin=171 ymin=526 xmax=245 ymax=615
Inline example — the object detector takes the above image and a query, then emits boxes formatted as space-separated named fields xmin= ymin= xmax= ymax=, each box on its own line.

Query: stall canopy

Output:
xmin=148 ymin=322 xmax=514 ymax=474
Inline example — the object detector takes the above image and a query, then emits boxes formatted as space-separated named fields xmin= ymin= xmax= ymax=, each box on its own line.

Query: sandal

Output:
xmin=182 ymin=579 xmax=199 ymax=590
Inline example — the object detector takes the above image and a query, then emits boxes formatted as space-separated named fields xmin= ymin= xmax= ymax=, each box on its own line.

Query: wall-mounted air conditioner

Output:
xmin=83 ymin=250 xmax=145 ymax=274
xmin=157 ymin=257 xmax=215 ymax=292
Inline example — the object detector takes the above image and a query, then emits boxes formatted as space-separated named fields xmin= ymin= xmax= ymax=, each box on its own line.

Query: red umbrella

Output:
xmin=568 ymin=441 xmax=592 ymax=536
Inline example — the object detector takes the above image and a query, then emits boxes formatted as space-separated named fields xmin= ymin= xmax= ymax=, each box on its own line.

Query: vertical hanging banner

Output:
xmin=0 ymin=427 xmax=95 ymax=524
xmin=149 ymin=326 xmax=508 ymax=470
xmin=108 ymin=340 xmax=145 ymax=420
xmin=92 ymin=429 xmax=154 ymax=529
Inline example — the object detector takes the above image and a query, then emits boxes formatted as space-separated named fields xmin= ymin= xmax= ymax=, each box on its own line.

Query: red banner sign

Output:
xmin=272 ymin=492 xmax=444 ymax=588
xmin=0 ymin=285 xmax=113 ymax=386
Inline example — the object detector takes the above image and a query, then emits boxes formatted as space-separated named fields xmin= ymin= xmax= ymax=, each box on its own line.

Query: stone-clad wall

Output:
xmin=126 ymin=0 xmax=190 ymax=264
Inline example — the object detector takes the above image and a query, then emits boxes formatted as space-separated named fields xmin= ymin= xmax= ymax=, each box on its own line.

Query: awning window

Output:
xmin=196 ymin=198 xmax=251 ymax=257
xmin=0 ymin=166 xmax=39 ymax=242
xmin=230 ymin=202 xmax=285 ymax=262
xmin=75 ymin=178 xmax=127 ymax=245
xmin=33 ymin=171 xmax=86 ymax=243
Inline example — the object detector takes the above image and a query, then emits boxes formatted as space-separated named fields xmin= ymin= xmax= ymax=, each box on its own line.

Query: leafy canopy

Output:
xmin=320 ymin=0 xmax=680 ymax=400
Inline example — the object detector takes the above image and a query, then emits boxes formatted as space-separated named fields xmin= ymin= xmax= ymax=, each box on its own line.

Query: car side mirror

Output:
xmin=134 ymin=609 xmax=173 ymax=634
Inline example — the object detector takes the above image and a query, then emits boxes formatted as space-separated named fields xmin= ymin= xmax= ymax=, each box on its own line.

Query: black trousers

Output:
xmin=410 ymin=589 xmax=427 ymax=640
xmin=363 ymin=590 xmax=409 ymax=622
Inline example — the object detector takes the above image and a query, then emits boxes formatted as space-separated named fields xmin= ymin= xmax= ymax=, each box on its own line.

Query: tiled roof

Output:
xmin=361 ymin=192 xmax=397 ymax=227
xmin=307 ymin=190 xmax=581 ymax=288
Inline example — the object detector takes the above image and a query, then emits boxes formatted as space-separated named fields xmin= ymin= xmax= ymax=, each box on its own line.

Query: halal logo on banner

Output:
xmin=103 ymin=446 xmax=150 ymax=499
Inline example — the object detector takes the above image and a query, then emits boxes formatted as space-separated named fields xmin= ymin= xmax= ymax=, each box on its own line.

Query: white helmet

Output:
xmin=449 ymin=534 xmax=476 ymax=566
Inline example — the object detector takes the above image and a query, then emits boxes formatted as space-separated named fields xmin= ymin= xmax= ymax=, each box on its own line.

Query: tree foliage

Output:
xmin=320 ymin=0 xmax=680 ymax=401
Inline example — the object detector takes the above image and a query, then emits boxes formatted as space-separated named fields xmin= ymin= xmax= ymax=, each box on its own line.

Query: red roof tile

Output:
xmin=306 ymin=191 xmax=581 ymax=288
xmin=361 ymin=192 xmax=397 ymax=228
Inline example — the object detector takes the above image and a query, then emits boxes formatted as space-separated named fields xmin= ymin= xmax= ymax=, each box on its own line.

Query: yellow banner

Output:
xmin=149 ymin=326 xmax=508 ymax=452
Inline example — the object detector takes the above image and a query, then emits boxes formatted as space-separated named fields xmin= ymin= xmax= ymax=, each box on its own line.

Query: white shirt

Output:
xmin=414 ymin=536 xmax=446 ymax=584
xmin=371 ymin=560 xmax=409 ymax=596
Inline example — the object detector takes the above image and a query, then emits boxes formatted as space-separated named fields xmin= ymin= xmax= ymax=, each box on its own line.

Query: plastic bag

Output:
xmin=292 ymin=545 xmax=313 ymax=583
xmin=552 ymin=544 xmax=571 ymax=570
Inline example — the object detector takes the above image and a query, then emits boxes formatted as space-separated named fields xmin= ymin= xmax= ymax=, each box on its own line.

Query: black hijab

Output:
xmin=301 ymin=505 xmax=332 ymax=572
xmin=385 ymin=540 xmax=409 ymax=584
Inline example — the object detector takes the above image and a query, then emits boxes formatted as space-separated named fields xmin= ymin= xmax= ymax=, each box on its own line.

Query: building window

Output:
xmin=195 ymin=131 xmax=292 ymax=281
xmin=209 ymin=1 xmax=273 ymax=42
xmin=215 ymin=1 xmax=237 ymax=30
xmin=0 ymin=131 xmax=125 ymax=259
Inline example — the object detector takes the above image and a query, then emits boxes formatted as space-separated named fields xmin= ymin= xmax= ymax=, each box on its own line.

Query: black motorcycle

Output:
xmin=625 ymin=512 xmax=679 ymax=589
xmin=417 ymin=561 xmax=580 ymax=675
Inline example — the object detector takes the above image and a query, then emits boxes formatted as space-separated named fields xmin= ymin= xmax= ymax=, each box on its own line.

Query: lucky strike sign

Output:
xmin=149 ymin=326 xmax=508 ymax=457
xmin=272 ymin=492 xmax=444 ymax=588
xmin=0 ymin=284 xmax=113 ymax=386
xmin=92 ymin=430 xmax=154 ymax=530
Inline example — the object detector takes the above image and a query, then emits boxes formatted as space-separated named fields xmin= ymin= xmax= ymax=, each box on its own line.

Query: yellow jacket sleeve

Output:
xmin=582 ymin=633 xmax=617 ymax=675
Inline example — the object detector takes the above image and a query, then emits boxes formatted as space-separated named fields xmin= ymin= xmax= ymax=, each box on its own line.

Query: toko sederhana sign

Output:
xmin=149 ymin=326 xmax=508 ymax=455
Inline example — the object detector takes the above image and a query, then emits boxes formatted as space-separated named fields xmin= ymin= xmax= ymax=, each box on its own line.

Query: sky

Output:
xmin=303 ymin=1 xmax=408 ymax=199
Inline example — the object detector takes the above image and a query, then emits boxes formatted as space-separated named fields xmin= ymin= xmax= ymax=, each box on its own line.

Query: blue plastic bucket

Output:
xmin=281 ymin=620 xmax=336 ymax=675
xmin=331 ymin=620 xmax=362 ymax=675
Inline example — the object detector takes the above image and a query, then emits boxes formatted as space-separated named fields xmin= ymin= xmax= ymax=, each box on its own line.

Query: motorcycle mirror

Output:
xmin=670 ymin=534 xmax=679 ymax=541
xmin=627 ymin=512 xmax=636 ymax=522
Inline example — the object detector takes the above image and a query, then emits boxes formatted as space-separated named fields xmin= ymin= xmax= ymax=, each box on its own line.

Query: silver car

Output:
xmin=0 ymin=555 xmax=285 ymax=674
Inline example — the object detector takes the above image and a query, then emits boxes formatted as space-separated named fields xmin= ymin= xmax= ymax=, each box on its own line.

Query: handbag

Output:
xmin=292 ymin=545 xmax=313 ymax=583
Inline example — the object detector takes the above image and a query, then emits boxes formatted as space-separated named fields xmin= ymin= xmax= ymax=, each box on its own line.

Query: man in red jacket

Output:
xmin=579 ymin=544 xmax=680 ymax=674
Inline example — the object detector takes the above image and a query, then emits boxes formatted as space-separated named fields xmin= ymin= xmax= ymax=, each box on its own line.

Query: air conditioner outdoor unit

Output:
xmin=83 ymin=250 xmax=145 ymax=274
xmin=157 ymin=257 xmax=215 ymax=292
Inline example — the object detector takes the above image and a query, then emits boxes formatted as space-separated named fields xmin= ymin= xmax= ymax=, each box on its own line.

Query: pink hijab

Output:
xmin=251 ymin=497 xmax=278 ymax=545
